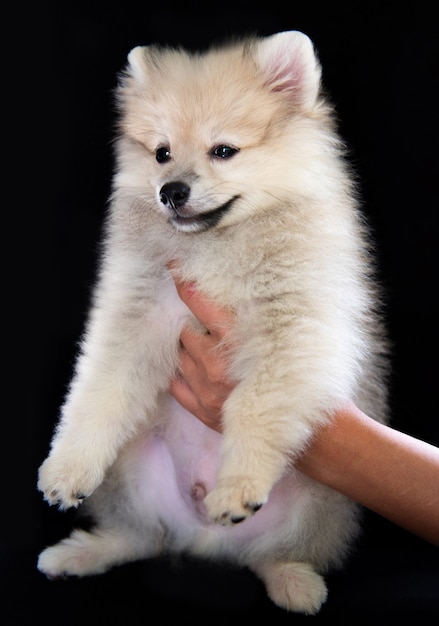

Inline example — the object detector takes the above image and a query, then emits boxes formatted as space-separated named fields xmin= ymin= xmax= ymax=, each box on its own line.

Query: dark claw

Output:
xmin=251 ymin=503 xmax=263 ymax=512
xmin=76 ymin=492 xmax=87 ymax=501
xmin=46 ymin=572 xmax=68 ymax=581
xmin=231 ymin=515 xmax=246 ymax=524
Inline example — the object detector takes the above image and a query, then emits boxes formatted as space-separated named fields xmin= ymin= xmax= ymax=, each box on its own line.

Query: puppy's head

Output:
xmin=114 ymin=31 xmax=329 ymax=233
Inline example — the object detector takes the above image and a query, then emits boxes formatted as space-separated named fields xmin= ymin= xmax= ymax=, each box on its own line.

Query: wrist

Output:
xmin=296 ymin=402 xmax=369 ymax=490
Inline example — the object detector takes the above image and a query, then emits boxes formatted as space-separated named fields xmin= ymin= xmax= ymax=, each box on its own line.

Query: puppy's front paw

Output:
xmin=38 ymin=453 xmax=103 ymax=510
xmin=204 ymin=477 xmax=268 ymax=526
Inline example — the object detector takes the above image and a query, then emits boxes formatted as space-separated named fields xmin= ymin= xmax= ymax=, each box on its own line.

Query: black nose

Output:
xmin=160 ymin=182 xmax=190 ymax=209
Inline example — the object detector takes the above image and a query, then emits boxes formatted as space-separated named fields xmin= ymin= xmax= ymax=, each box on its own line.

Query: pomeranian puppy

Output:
xmin=38 ymin=31 xmax=389 ymax=614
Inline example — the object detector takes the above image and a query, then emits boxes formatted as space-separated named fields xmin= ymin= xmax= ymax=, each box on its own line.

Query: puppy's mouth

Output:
xmin=169 ymin=196 xmax=239 ymax=232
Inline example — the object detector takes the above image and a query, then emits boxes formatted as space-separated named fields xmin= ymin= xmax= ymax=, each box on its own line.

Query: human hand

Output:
xmin=168 ymin=264 xmax=236 ymax=432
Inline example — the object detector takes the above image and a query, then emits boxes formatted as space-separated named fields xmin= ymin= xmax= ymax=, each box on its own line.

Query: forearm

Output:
xmin=297 ymin=403 xmax=439 ymax=545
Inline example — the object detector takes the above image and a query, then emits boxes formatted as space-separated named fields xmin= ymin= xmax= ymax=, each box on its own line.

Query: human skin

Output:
xmin=168 ymin=270 xmax=439 ymax=546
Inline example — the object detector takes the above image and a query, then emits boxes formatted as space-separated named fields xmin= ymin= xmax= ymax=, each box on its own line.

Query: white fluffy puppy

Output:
xmin=38 ymin=31 xmax=389 ymax=614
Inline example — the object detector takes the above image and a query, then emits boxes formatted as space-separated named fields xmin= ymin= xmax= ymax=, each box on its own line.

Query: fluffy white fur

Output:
xmin=38 ymin=31 xmax=389 ymax=614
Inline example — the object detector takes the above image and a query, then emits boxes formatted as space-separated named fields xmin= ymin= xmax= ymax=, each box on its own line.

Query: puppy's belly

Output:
xmin=127 ymin=396 xmax=308 ymax=540
xmin=129 ymin=397 xmax=222 ymax=523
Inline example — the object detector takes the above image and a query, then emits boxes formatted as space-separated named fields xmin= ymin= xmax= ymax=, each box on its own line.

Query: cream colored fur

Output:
xmin=38 ymin=31 xmax=389 ymax=614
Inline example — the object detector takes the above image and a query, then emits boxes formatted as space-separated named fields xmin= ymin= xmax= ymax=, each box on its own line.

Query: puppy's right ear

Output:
xmin=126 ymin=46 xmax=149 ymax=86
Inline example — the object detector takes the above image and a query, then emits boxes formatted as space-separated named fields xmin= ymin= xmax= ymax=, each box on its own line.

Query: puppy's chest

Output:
xmin=166 ymin=242 xmax=270 ymax=308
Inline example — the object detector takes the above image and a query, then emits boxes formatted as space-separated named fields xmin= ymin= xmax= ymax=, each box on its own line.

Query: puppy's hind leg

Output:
xmin=252 ymin=560 xmax=328 ymax=615
xmin=37 ymin=526 xmax=162 ymax=581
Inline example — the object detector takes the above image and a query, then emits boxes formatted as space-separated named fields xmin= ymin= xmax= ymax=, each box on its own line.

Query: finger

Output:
xmin=176 ymin=335 xmax=231 ymax=412
xmin=179 ymin=325 xmax=234 ymax=392
xmin=168 ymin=376 xmax=200 ymax=419
xmin=169 ymin=374 xmax=224 ymax=433
xmin=179 ymin=324 xmax=215 ymax=361
xmin=168 ymin=265 xmax=235 ymax=337
xmin=177 ymin=340 xmax=200 ymax=378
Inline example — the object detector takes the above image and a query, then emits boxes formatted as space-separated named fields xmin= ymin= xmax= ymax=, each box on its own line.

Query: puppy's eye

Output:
xmin=211 ymin=145 xmax=238 ymax=159
xmin=156 ymin=147 xmax=171 ymax=163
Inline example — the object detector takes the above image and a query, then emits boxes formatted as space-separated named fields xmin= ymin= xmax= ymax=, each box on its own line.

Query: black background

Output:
xmin=8 ymin=2 xmax=438 ymax=623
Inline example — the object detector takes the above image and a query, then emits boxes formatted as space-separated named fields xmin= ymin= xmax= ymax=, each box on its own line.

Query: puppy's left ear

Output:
xmin=255 ymin=31 xmax=322 ymax=109
xmin=126 ymin=46 xmax=149 ymax=85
